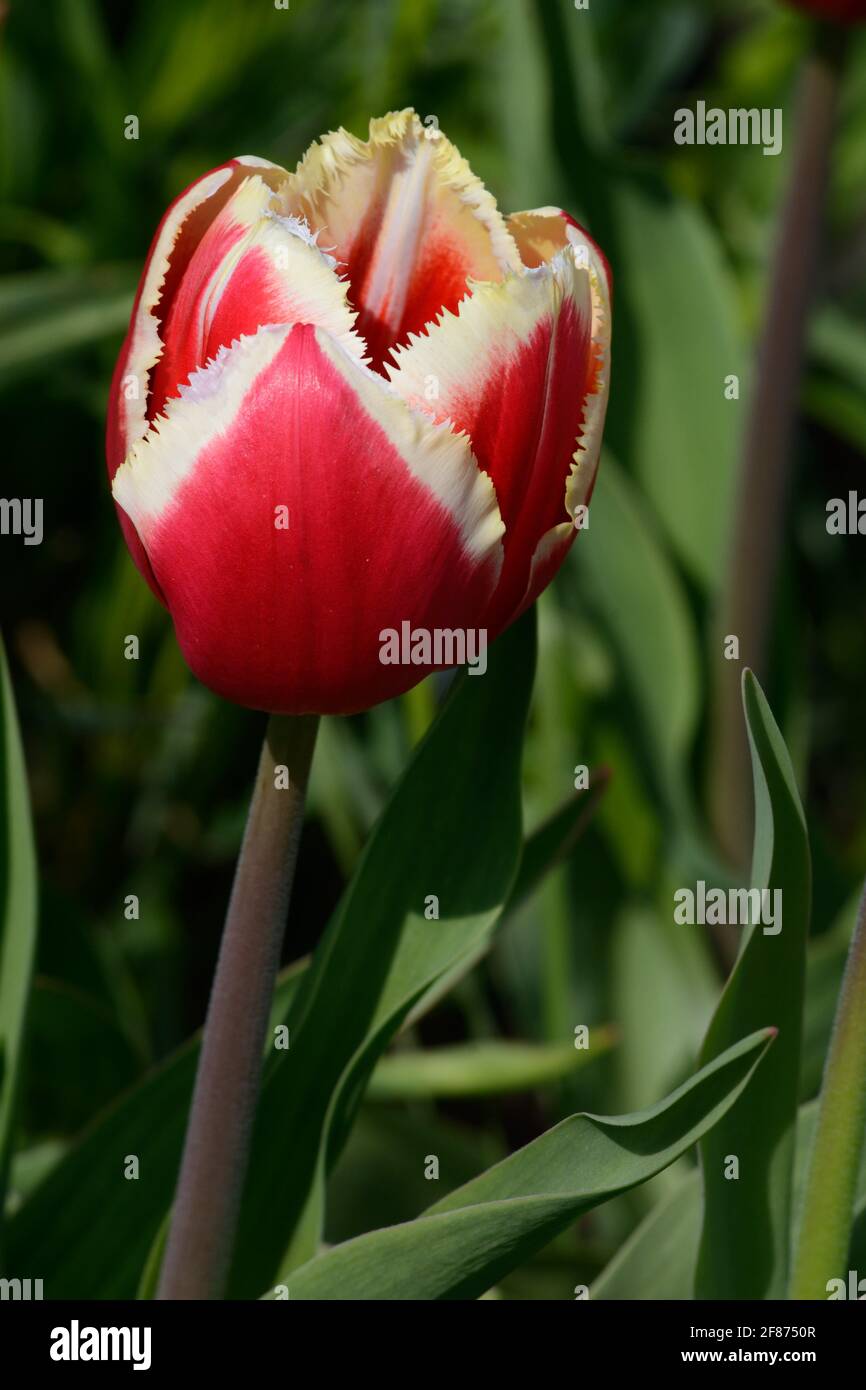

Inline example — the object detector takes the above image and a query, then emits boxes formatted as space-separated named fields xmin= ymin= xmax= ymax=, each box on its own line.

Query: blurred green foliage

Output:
xmin=2 ymin=0 xmax=866 ymax=1298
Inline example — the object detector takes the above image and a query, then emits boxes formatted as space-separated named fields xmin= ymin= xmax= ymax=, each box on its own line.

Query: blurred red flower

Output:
xmin=786 ymin=0 xmax=866 ymax=23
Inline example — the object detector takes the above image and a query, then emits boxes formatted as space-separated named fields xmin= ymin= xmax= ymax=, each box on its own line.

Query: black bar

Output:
xmin=0 ymin=1297 xmax=861 ymax=1375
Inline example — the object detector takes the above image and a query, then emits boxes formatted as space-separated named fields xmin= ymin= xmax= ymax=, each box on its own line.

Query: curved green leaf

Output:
xmin=273 ymin=1028 xmax=774 ymax=1301
xmin=696 ymin=671 xmax=811 ymax=1298
xmin=594 ymin=1095 xmax=866 ymax=1301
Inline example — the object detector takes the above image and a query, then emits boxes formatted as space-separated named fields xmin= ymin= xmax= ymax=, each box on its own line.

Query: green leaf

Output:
xmin=804 ymin=375 xmax=866 ymax=455
xmin=611 ymin=8 xmax=705 ymax=143
xmin=573 ymin=453 xmax=700 ymax=816
xmin=805 ymin=304 xmax=866 ymax=451
xmin=228 ymin=613 xmax=537 ymax=1296
xmin=593 ymin=1096 xmax=866 ymax=1301
xmin=846 ymin=1201 xmax=866 ymax=1277
xmin=802 ymin=895 xmax=859 ymax=1099
xmin=591 ymin=1169 xmax=703 ymax=1301
xmin=8 ymin=618 xmax=550 ymax=1299
xmin=135 ymin=1215 xmax=168 ymax=1302
xmin=0 ymin=268 xmax=134 ymax=380
xmin=505 ymin=770 xmax=610 ymax=915
xmin=4 ymin=964 xmax=306 ymax=1298
xmin=606 ymin=179 xmax=745 ymax=591
xmin=696 ymin=671 xmax=811 ymax=1299
xmin=0 ymin=635 xmax=38 ymax=1234
xmin=791 ymin=883 xmax=866 ymax=1298
xmin=612 ymin=905 xmax=717 ymax=1117
xmin=272 ymin=1028 xmax=775 ymax=1300
xmin=7 ymin=1139 xmax=66 ymax=1213
xmin=810 ymin=305 xmax=866 ymax=396
xmin=367 ymin=1033 xmax=616 ymax=1102
xmin=497 ymin=0 xmax=560 ymax=210
xmin=326 ymin=1106 xmax=503 ymax=1248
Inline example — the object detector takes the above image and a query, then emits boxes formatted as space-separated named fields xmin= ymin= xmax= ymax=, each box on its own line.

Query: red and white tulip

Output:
xmin=107 ymin=110 xmax=611 ymax=714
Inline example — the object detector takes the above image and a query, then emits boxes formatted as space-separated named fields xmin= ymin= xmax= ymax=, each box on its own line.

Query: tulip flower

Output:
xmin=114 ymin=111 xmax=612 ymax=1302
xmin=108 ymin=109 xmax=611 ymax=716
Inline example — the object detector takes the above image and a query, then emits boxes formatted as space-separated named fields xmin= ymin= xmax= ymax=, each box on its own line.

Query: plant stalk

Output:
xmin=156 ymin=713 xmax=319 ymax=1300
xmin=790 ymin=879 xmax=866 ymax=1299
xmin=708 ymin=24 xmax=845 ymax=871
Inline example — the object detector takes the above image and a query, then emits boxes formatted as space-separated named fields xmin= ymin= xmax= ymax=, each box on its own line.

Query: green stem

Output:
xmin=708 ymin=24 xmax=846 ymax=870
xmin=790 ymin=879 xmax=866 ymax=1299
xmin=156 ymin=713 xmax=319 ymax=1300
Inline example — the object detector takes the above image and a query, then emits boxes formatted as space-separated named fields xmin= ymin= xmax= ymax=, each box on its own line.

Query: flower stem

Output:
xmin=156 ymin=713 xmax=319 ymax=1300
xmin=708 ymin=23 xmax=846 ymax=871
xmin=790 ymin=880 xmax=866 ymax=1300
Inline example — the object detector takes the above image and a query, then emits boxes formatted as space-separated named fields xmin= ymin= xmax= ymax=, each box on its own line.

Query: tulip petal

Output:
xmin=508 ymin=206 xmax=613 ymax=296
xmin=147 ymin=175 xmax=366 ymax=419
xmin=112 ymin=323 xmax=504 ymax=715
xmin=507 ymin=522 xmax=574 ymax=625
xmin=107 ymin=157 xmax=289 ymax=473
xmin=105 ymin=157 xmax=290 ymax=602
xmin=503 ymin=210 xmax=613 ymax=625
xmin=387 ymin=241 xmax=610 ymax=626
xmin=282 ymin=109 xmax=523 ymax=369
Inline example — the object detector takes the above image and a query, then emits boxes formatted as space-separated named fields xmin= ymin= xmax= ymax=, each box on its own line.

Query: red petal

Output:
xmin=106 ymin=158 xmax=289 ymax=601
xmin=283 ymin=111 xmax=522 ymax=371
xmin=107 ymin=157 xmax=289 ymax=474
xmin=113 ymin=324 xmax=503 ymax=715
xmin=146 ymin=179 xmax=363 ymax=420
xmin=388 ymin=254 xmax=607 ymax=628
